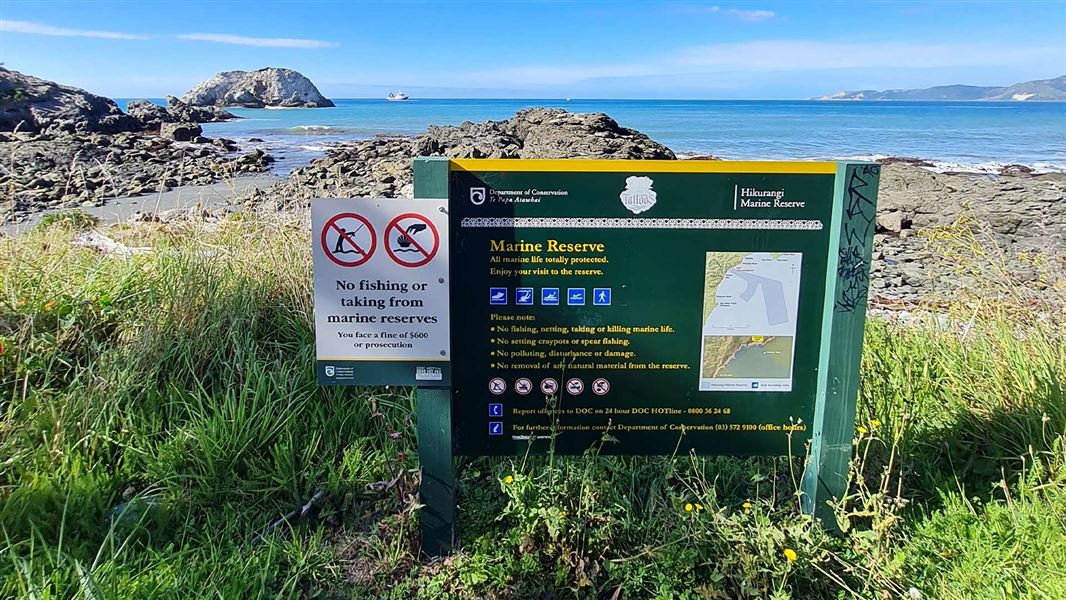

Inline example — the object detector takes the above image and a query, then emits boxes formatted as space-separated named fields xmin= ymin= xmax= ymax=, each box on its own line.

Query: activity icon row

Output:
xmin=487 ymin=376 xmax=610 ymax=396
xmin=489 ymin=287 xmax=612 ymax=306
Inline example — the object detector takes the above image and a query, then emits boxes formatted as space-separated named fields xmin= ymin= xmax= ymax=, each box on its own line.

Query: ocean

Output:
xmin=120 ymin=99 xmax=1066 ymax=175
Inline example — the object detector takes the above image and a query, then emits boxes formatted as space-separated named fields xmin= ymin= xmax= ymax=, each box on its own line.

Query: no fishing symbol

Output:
xmin=322 ymin=213 xmax=376 ymax=267
xmin=385 ymin=213 xmax=440 ymax=268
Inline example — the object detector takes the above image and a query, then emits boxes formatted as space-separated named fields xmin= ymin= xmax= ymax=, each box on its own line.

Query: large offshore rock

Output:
xmin=180 ymin=68 xmax=334 ymax=108
xmin=0 ymin=67 xmax=141 ymax=134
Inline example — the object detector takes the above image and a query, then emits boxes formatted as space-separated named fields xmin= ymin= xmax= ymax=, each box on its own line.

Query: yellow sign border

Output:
xmin=449 ymin=159 xmax=837 ymax=174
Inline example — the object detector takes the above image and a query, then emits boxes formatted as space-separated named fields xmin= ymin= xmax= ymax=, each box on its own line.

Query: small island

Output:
xmin=181 ymin=67 xmax=335 ymax=108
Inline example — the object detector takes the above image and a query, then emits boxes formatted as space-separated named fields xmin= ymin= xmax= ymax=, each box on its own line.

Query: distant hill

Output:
xmin=814 ymin=76 xmax=1066 ymax=101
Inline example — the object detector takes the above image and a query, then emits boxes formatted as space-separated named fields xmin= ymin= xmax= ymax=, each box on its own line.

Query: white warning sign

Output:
xmin=312 ymin=198 xmax=450 ymax=386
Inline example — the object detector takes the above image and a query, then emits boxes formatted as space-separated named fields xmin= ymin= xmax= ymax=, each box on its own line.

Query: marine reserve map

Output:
xmin=699 ymin=252 xmax=802 ymax=392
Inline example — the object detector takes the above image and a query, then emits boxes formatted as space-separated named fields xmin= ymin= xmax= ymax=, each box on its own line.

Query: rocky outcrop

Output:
xmin=876 ymin=164 xmax=1065 ymax=250
xmin=165 ymin=96 xmax=237 ymax=123
xmin=0 ymin=67 xmax=140 ymax=134
xmin=160 ymin=122 xmax=202 ymax=142
xmin=126 ymin=100 xmax=175 ymax=130
xmin=0 ymin=131 xmax=274 ymax=222
xmin=269 ymin=108 xmax=675 ymax=199
xmin=181 ymin=68 xmax=334 ymax=108
xmin=125 ymin=98 xmax=236 ymax=131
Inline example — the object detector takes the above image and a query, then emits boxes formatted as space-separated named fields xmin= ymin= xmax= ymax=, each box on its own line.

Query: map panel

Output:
xmin=699 ymin=252 xmax=802 ymax=392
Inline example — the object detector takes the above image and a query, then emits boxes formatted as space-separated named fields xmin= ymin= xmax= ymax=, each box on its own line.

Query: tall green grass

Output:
xmin=0 ymin=213 xmax=1063 ymax=599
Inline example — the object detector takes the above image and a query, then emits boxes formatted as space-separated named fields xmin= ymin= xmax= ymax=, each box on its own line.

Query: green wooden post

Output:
xmin=412 ymin=156 xmax=456 ymax=557
xmin=801 ymin=162 xmax=881 ymax=529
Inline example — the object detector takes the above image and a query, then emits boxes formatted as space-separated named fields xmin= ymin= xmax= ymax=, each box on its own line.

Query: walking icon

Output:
xmin=516 ymin=288 xmax=534 ymax=305
xmin=541 ymin=288 xmax=559 ymax=305
xmin=593 ymin=288 xmax=611 ymax=306
xmin=567 ymin=288 xmax=585 ymax=305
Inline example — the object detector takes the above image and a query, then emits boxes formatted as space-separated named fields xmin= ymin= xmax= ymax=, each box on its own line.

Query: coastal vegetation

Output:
xmin=1 ymin=211 xmax=1062 ymax=598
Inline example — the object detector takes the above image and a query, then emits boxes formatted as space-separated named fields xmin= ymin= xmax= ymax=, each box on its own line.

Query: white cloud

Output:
xmin=176 ymin=33 xmax=337 ymax=48
xmin=0 ymin=19 xmax=150 ymax=40
xmin=723 ymin=8 xmax=775 ymax=21
xmin=669 ymin=5 xmax=775 ymax=21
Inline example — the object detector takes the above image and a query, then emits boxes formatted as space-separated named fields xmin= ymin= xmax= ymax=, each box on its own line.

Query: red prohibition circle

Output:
xmin=322 ymin=213 xmax=376 ymax=267
xmin=384 ymin=212 xmax=440 ymax=268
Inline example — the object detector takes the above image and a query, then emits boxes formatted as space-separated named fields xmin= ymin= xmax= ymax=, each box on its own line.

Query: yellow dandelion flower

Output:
xmin=695 ymin=503 xmax=704 ymax=511
xmin=742 ymin=501 xmax=752 ymax=509
xmin=784 ymin=548 xmax=798 ymax=562
xmin=857 ymin=426 xmax=868 ymax=435
xmin=684 ymin=503 xmax=694 ymax=512
xmin=503 ymin=475 xmax=514 ymax=484
xmin=870 ymin=419 xmax=881 ymax=428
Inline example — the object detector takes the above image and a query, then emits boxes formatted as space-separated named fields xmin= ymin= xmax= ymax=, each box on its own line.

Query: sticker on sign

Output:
xmin=312 ymin=198 xmax=450 ymax=386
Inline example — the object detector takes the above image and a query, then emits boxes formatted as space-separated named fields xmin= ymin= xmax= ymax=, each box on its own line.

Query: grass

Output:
xmin=0 ymin=212 xmax=1064 ymax=599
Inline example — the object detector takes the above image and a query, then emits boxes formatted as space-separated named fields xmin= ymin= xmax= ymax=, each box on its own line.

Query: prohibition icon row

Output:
xmin=488 ymin=376 xmax=611 ymax=396
xmin=321 ymin=211 xmax=440 ymax=268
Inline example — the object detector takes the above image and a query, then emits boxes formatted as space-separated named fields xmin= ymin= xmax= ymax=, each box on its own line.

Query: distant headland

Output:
xmin=814 ymin=75 xmax=1065 ymax=101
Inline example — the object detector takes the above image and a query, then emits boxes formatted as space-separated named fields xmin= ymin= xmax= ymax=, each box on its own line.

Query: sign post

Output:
xmin=310 ymin=188 xmax=453 ymax=556
xmin=412 ymin=157 xmax=456 ymax=557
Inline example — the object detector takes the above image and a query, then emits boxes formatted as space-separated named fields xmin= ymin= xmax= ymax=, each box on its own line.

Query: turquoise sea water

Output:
xmin=120 ymin=99 xmax=1066 ymax=174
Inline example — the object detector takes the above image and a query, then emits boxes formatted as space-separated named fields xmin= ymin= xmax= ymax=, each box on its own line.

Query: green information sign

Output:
xmin=409 ymin=157 xmax=881 ymax=554
xmin=447 ymin=159 xmax=852 ymax=457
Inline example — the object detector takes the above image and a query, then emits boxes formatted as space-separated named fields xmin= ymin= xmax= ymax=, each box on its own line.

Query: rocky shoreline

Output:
xmin=0 ymin=131 xmax=274 ymax=218
xmin=2 ymin=66 xmax=1062 ymax=309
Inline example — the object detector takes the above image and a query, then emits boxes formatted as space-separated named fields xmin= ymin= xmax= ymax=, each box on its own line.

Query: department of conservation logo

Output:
xmin=619 ymin=176 xmax=656 ymax=214
xmin=469 ymin=187 xmax=486 ymax=205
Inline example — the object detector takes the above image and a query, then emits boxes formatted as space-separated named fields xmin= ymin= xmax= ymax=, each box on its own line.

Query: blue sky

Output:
xmin=1 ymin=0 xmax=1063 ymax=99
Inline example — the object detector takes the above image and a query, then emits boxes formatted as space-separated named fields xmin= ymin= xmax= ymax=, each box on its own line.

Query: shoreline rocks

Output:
xmin=181 ymin=68 xmax=334 ymax=108
xmin=0 ymin=131 xmax=274 ymax=222
xmin=0 ymin=67 xmax=140 ymax=134
xmin=268 ymin=108 xmax=675 ymax=199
